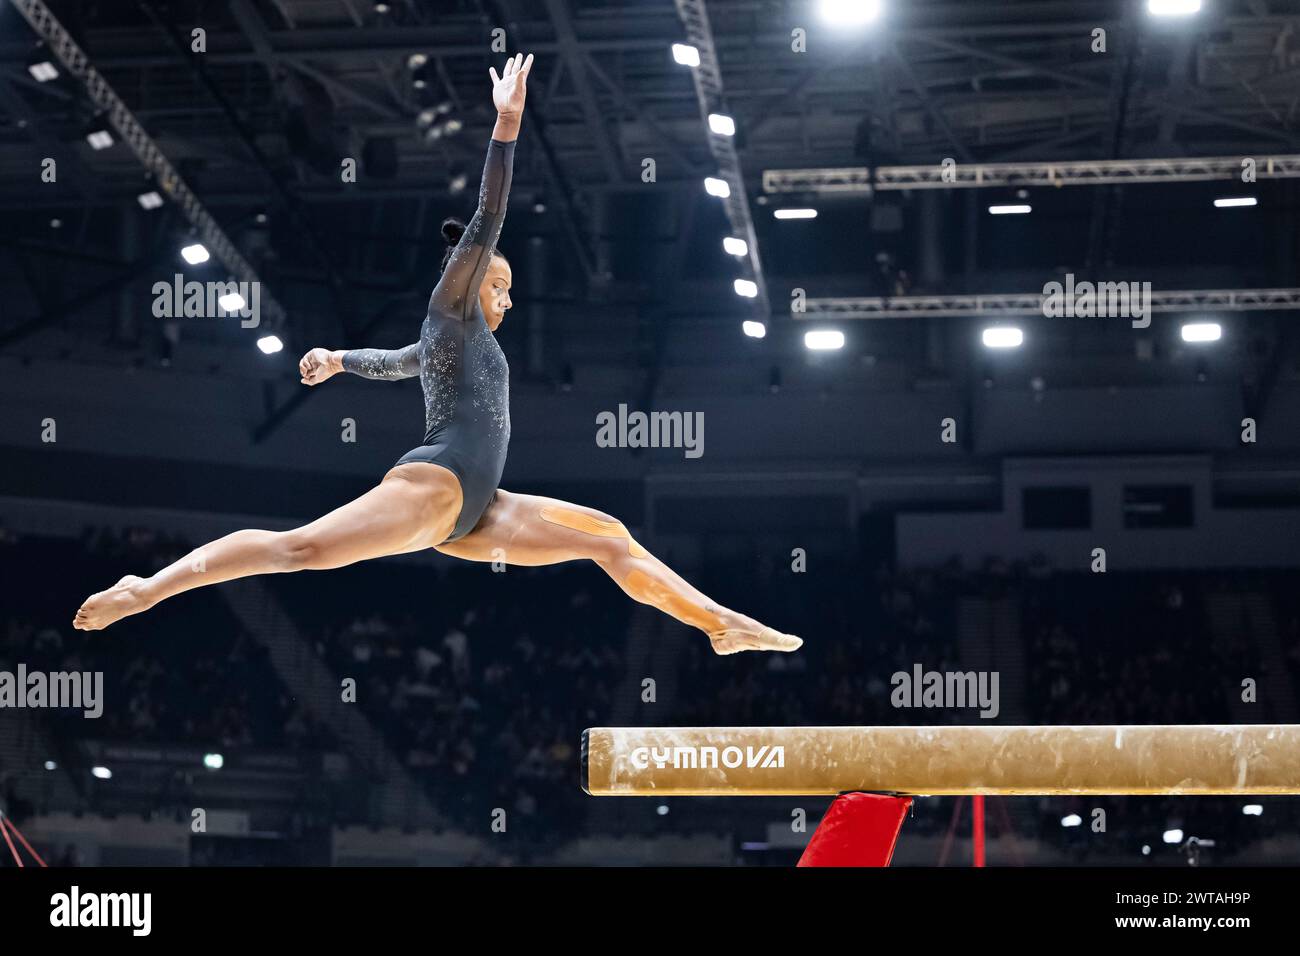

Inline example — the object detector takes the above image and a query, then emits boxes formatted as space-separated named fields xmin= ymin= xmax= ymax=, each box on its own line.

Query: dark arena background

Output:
xmin=1 ymin=0 xmax=1299 ymax=938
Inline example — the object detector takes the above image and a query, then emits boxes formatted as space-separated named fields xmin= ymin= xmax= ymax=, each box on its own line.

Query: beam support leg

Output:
xmin=797 ymin=793 xmax=912 ymax=868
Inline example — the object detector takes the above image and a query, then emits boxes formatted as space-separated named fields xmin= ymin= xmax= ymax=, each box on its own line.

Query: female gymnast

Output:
xmin=74 ymin=52 xmax=801 ymax=657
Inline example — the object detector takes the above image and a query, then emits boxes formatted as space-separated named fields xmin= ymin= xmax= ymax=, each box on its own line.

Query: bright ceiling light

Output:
xmin=1148 ymin=0 xmax=1201 ymax=16
xmin=28 ymin=61 xmax=58 ymax=82
xmin=817 ymin=0 xmax=883 ymax=26
xmin=708 ymin=113 xmax=736 ymax=136
xmin=671 ymin=44 xmax=701 ymax=67
xmin=1214 ymin=197 xmax=1256 ymax=208
xmin=982 ymin=326 xmax=1024 ymax=349
xmin=181 ymin=243 xmax=210 ymax=265
xmin=91 ymin=766 xmax=112 ymax=780
xmin=86 ymin=129 xmax=113 ymax=150
xmin=804 ymin=329 xmax=845 ymax=351
xmin=733 ymin=278 xmax=759 ymax=298
xmin=1162 ymin=828 xmax=1184 ymax=844
xmin=742 ymin=320 xmax=766 ymax=338
xmin=218 ymin=291 xmax=246 ymax=313
xmin=774 ymin=208 xmax=817 ymax=219
xmin=257 ymin=335 xmax=285 ymax=354
xmin=988 ymin=204 xmax=1031 ymax=215
xmin=723 ymin=237 xmax=749 ymax=257
xmin=704 ymin=177 xmax=731 ymax=198
xmin=1181 ymin=322 xmax=1221 ymax=343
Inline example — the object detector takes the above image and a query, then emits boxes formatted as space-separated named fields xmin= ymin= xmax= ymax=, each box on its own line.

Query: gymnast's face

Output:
xmin=480 ymin=255 xmax=513 ymax=332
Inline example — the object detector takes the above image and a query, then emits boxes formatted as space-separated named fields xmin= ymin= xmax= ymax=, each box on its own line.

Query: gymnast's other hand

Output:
xmin=299 ymin=347 xmax=343 ymax=386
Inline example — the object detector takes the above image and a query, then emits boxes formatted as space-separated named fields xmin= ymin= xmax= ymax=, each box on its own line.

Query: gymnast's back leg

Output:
xmin=436 ymin=490 xmax=801 ymax=654
xmin=73 ymin=462 xmax=463 ymax=631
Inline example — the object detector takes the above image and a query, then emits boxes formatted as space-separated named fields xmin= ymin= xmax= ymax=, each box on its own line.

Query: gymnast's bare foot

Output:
xmin=708 ymin=611 xmax=803 ymax=655
xmin=74 ymin=575 xmax=151 ymax=631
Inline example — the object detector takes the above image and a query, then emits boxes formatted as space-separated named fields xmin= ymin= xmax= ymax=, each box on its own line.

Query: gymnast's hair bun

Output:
xmin=441 ymin=217 xmax=467 ymax=246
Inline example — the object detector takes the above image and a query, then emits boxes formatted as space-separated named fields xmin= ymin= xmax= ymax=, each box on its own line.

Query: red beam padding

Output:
xmin=797 ymin=792 xmax=912 ymax=867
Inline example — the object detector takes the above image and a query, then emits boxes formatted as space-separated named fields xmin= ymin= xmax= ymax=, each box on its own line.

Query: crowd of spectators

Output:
xmin=269 ymin=557 xmax=626 ymax=834
xmin=0 ymin=524 xmax=332 ymax=749
xmin=674 ymin=557 xmax=1259 ymax=730
xmin=1023 ymin=573 xmax=1240 ymax=725
xmin=674 ymin=557 xmax=960 ymax=729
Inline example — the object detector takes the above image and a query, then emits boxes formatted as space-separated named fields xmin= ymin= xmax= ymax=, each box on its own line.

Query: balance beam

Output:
xmin=581 ymin=725 xmax=1300 ymax=797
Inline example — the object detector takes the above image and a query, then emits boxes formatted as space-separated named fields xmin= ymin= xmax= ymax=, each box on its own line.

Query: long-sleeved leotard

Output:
xmin=341 ymin=137 xmax=515 ymax=541
xmin=340 ymin=341 xmax=420 ymax=380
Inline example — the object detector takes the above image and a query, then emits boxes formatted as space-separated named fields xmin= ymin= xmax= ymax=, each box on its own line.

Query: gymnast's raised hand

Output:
xmin=491 ymin=52 xmax=533 ymax=120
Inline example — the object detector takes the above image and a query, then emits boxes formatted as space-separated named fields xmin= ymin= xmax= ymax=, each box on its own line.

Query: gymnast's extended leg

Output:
xmin=73 ymin=463 xmax=463 ymax=631
xmin=437 ymin=490 xmax=801 ymax=654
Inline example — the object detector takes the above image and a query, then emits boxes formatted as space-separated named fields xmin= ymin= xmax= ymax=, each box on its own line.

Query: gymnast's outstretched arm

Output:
xmin=428 ymin=53 xmax=531 ymax=322
xmin=297 ymin=344 xmax=419 ymax=385
xmin=339 ymin=343 xmax=420 ymax=379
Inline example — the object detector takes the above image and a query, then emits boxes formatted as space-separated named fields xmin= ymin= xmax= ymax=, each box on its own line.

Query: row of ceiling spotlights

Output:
xmin=990 ymin=197 xmax=1257 ymax=215
xmin=982 ymin=321 xmax=1223 ymax=348
xmin=176 ymin=242 xmax=283 ymax=355
xmin=791 ymin=321 xmax=1224 ymax=353
xmin=140 ymin=238 xmax=1242 ymax=358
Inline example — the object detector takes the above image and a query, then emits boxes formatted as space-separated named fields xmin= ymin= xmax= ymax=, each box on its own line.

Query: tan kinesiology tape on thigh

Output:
xmin=539 ymin=507 xmax=650 ymax=558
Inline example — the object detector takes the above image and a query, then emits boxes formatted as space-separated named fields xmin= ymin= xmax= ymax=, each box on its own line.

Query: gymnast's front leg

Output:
xmin=437 ymin=490 xmax=802 ymax=655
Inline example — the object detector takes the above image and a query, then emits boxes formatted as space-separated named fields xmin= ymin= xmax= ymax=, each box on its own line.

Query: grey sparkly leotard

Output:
xmin=341 ymin=138 xmax=514 ymax=542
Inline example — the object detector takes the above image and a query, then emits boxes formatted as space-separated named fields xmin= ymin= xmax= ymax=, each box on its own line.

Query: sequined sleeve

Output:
xmin=341 ymin=343 xmax=420 ymax=380
xmin=429 ymin=138 xmax=515 ymax=322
